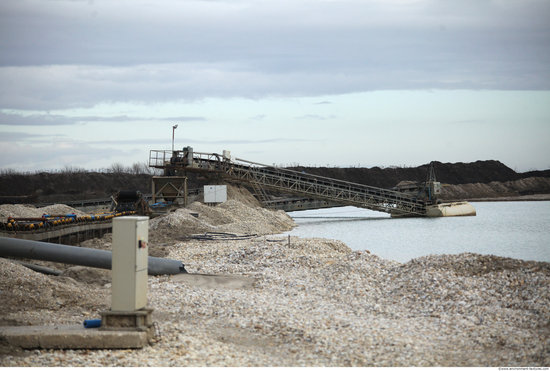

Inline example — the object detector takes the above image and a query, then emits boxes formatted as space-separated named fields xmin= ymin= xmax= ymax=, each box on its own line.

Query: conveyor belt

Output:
xmin=0 ymin=210 xmax=138 ymax=241
xmin=149 ymin=150 xmax=427 ymax=216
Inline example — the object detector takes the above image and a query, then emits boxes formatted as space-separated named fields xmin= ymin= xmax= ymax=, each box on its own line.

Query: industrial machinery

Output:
xmin=1 ymin=191 xmax=152 ymax=243
xmin=110 ymin=190 xmax=152 ymax=216
xmin=390 ymin=162 xmax=442 ymax=203
xmin=149 ymin=148 xmax=476 ymax=217
xmin=388 ymin=162 xmax=475 ymax=217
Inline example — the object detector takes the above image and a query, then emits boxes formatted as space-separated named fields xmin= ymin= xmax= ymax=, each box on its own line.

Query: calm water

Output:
xmin=282 ymin=201 xmax=550 ymax=263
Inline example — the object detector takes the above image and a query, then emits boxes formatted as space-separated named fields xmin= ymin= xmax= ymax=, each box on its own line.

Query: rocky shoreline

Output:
xmin=1 ymin=197 xmax=549 ymax=366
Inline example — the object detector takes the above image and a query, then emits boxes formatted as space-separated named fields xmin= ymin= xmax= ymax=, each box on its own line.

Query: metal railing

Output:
xmin=149 ymin=150 xmax=426 ymax=216
xmin=226 ymin=159 xmax=426 ymax=216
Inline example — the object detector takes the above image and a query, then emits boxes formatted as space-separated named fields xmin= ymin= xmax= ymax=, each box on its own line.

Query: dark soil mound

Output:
xmin=0 ymin=171 xmax=209 ymax=204
xmin=289 ymin=160 xmax=522 ymax=188
xmin=0 ymin=172 xmax=152 ymax=203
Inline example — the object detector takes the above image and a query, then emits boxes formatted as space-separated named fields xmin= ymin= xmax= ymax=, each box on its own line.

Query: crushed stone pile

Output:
xmin=0 ymin=260 xmax=110 ymax=328
xmin=148 ymin=200 xmax=297 ymax=245
xmin=0 ymin=204 xmax=86 ymax=220
xmin=2 ymin=236 xmax=548 ymax=367
xmin=72 ymin=198 xmax=295 ymax=257
xmin=1 ymin=194 xmax=548 ymax=366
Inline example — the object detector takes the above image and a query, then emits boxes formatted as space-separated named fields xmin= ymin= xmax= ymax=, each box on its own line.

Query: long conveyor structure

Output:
xmin=149 ymin=149 xmax=434 ymax=217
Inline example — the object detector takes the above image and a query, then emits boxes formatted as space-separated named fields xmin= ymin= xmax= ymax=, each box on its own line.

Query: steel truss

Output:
xmin=149 ymin=150 xmax=427 ymax=216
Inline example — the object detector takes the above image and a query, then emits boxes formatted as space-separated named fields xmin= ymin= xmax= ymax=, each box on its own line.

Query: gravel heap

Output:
xmin=148 ymin=200 xmax=297 ymax=244
xmin=1 ymin=198 xmax=548 ymax=366
xmin=2 ymin=238 xmax=549 ymax=366
xmin=0 ymin=204 xmax=86 ymax=219
xmin=0 ymin=259 xmax=110 ymax=328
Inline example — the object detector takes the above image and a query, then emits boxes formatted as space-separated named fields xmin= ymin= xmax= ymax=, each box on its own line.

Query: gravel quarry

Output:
xmin=1 ymin=192 xmax=549 ymax=367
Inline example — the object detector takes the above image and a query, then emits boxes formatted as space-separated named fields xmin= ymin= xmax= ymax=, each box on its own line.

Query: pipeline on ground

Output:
xmin=0 ymin=236 xmax=187 ymax=275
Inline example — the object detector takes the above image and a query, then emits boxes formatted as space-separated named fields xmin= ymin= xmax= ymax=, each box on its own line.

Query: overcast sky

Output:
xmin=1 ymin=0 xmax=549 ymax=173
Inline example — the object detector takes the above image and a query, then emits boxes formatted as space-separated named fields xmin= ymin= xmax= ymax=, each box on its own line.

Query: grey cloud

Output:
xmin=84 ymin=137 xmax=305 ymax=146
xmin=0 ymin=111 xmax=206 ymax=125
xmin=0 ymin=0 xmax=548 ymax=110
xmin=190 ymin=138 xmax=306 ymax=145
xmin=0 ymin=112 xmax=75 ymax=126
xmin=75 ymin=115 xmax=207 ymax=123
xmin=0 ymin=139 xmax=128 ymax=170
xmin=2 ymin=0 xmax=547 ymax=70
xmin=86 ymin=138 xmax=182 ymax=146
xmin=3 ymin=62 xmax=534 ymax=111
xmin=159 ymin=117 xmax=206 ymax=122
xmin=0 ymin=131 xmax=52 ymax=141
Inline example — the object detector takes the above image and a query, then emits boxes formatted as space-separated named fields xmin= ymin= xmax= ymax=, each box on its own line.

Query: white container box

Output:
xmin=111 ymin=216 xmax=149 ymax=311
xmin=204 ymin=185 xmax=227 ymax=203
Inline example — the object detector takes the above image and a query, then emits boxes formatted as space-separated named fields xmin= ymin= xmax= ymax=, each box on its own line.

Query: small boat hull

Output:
xmin=390 ymin=201 xmax=476 ymax=218
xmin=425 ymin=201 xmax=476 ymax=217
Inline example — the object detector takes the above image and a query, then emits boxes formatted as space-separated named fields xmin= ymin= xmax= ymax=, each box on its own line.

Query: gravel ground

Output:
xmin=1 ymin=199 xmax=549 ymax=366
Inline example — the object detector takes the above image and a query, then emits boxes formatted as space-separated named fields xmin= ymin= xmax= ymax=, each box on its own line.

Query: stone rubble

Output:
xmin=1 ymin=198 xmax=549 ymax=366
xmin=0 ymin=204 xmax=87 ymax=220
xmin=149 ymin=200 xmax=297 ymax=236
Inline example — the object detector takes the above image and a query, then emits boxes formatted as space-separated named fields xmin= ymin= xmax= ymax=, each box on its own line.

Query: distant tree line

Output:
xmin=0 ymin=162 xmax=164 ymax=176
